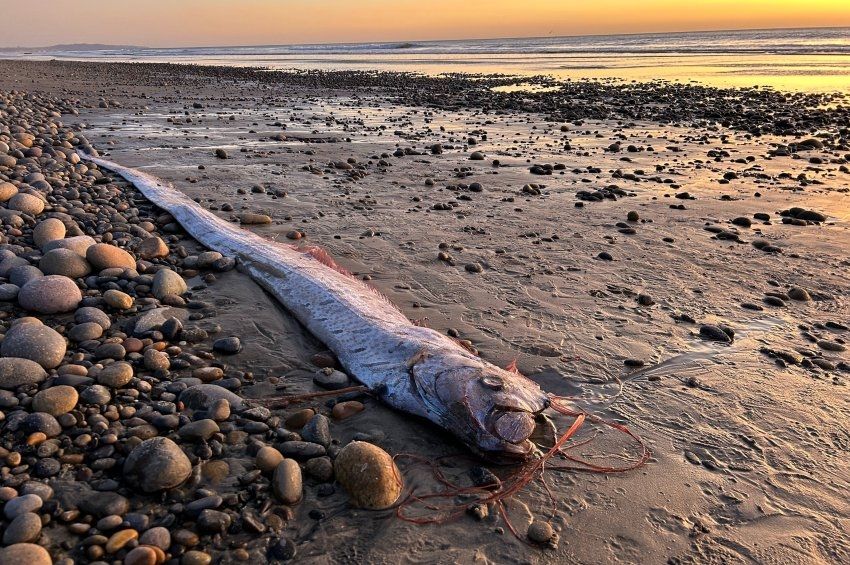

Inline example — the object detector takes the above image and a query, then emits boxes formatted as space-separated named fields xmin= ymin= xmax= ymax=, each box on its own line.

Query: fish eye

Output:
xmin=479 ymin=375 xmax=504 ymax=390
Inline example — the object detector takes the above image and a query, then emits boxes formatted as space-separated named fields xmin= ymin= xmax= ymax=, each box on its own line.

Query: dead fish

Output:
xmin=81 ymin=153 xmax=550 ymax=460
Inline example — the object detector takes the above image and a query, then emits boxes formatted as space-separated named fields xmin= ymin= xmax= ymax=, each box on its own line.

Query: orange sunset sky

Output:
xmin=2 ymin=0 xmax=849 ymax=47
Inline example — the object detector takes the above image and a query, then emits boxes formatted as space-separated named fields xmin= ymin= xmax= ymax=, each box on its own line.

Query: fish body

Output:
xmin=81 ymin=153 xmax=550 ymax=459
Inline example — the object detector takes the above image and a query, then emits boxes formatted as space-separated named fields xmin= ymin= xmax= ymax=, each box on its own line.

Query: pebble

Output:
xmin=4 ymin=494 xmax=43 ymax=519
xmin=39 ymin=248 xmax=91 ymax=278
xmin=788 ymin=287 xmax=812 ymax=301
xmin=104 ymin=289 xmax=134 ymax=309
xmin=0 ymin=357 xmax=48 ymax=389
xmin=123 ymin=437 xmax=192 ymax=492
xmin=152 ymin=268 xmax=187 ymax=299
xmin=139 ymin=526 xmax=171 ymax=550
xmin=97 ymin=361 xmax=134 ymax=388
xmin=332 ymin=400 xmax=365 ymax=420
xmin=213 ymin=336 xmax=242 ymax=354
xmin=105 ymin=529 xmax=138 ymax=553
xmin=334 ymin=441 xmax=402 ymax=509
xmin=33 ymin=218 xmax=66 ymax=248
xmin=0 ymin=543 xmax=52 ymax=565
xmin=527 ymin=520 xmax=554 ymax=543
xmin=272 ymin=459 xmax=303 ymax=504
xmin=9 ymin=192 xmax=45 ymax=215
xmin=137 ymin=236 xmax=169 ymax=259
xmin=18 ymin=275 xmax=82 ymax=313
xmin=68 ymin=321 xmax=103 ymax=342
xmin=313 ymin=368 xmax=349 ymax=390
xmin=699 ymin=324 xmax=732 ymax=343
xmin=1 ymin=323 xmax=66 ymax=368
xmin=86 ymin=243 xmax=136 ymax=271
xmin=240 ymin=213 xmax=272 ymax=224
xmin=2 ymin=512 xmax=42 ymax=544
xmin=208 ymin=398 xmax=231 ymax=421
xmin=124 ymin=546 xmax=158 ymax=565
xmin=32 ymin=385 xmax=79 ymax=416
xmin=182 ymin=550 xmax=213 ymax=565
xmin=75 ymin=306 xmax=112 ymax=329
xmin=178 ymin=419 xmax=220 ymax=441
xmin=301 ymin=414 xmax=331 ymax=447
xmin=256 ymin=446 xmax=285 ymax=473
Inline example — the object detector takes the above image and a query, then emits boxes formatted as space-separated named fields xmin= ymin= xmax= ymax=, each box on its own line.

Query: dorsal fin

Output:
xmin=299 ymin=245 xmax=404 ymax=314
xmin=505 ymin=359 xmax=523 ymax=376
xmin=301 ymin=246 xmax=352 ymax=276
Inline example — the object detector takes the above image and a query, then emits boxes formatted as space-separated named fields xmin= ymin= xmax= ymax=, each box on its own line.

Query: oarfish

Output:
xmin=80 ymin=153 xmax=551 ymax=460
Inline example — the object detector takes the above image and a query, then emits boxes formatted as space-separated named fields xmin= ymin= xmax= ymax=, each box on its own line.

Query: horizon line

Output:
xmin=3 ymin=24 xmax=848 ymax=52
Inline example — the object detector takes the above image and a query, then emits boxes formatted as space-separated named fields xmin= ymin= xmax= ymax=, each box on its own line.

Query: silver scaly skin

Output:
xmin=80 ymin=153 xmax=551 ymax=460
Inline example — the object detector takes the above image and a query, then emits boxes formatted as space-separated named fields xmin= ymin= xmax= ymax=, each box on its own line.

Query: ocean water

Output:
xmin=8 ymin=27 xmax=850 ymax=92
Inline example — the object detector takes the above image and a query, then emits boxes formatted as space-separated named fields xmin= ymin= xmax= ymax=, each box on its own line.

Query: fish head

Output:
xmin=409 ymin=349 xmax=550 ymax=461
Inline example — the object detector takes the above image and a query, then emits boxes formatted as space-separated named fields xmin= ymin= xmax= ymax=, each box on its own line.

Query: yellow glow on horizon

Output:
xmin=2 ymin=0 xmax=850 ymax=47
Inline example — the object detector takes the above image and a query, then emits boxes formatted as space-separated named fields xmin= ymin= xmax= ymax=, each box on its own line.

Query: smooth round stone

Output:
xmin=137 ymin=237 xmax=169 ymax=260
xmin=528 ymin=520 xmax=555 ymax=543
xmin=2 ymin=512 xmax=42 ymax=544
xmin=143 ymin=349 xmax=169 ymax=371
xmin=0 ymin=283 xmax=19 ymax=301
xmin=33 ymin=218 xmax=66 ymax=248
xmin=18 ymin=275 xmax=82 ymax=313
xmin=240 ymin=213 xmax=272 ymax=225
xmin=332 ymin=400 xmax=364 ymax=420
xmin=0 ymin=357 xmax=48 ymax=389
xmin=123 ymin=437 xmax=192 ymax=492
xmin=18 ymin=482 xmax=53 ymax=501
xmin=4 ymin=494 xmax=43 ymax=519
xmin=334 ymin=441 xmax=402 ymax=509
xmin=80 ymin=384 xmax=111 ymax=405
xmin=303 ymin=456 xmax=334 ymax=482
xmin=22 ymin=412 xmax=61 ymax=437
xmin=32 ymin=385 xmax=78 ymax=416
xmin=212 ymin=336 xmax=241 ymax=354
xmin=1 ymin=323 xmax=66 ymax=369
xmin=255 ymin=446 xmax=284 ymax=473
xmin=43 ymin=235 xmax=96 ymax=256
xmin=788 ymin=287 xmax=812 ymax=301
xmin=97 ymin=362 xmax=134 ymax=388
xmin=9 ymin=265 xmax=44 ymax=287
xmin=95 ymin=342 xmax=126 ymax=360
xmin=0 ymin=181 xmax=18 ymax=201
xmin=39 ymin=248 xmax=91 ymax=278
xmin=75 ymin=306 xmax=112 ymax=330
xmin=139 ymin=526 xmax=171 ymax=550
xmin=208 ymin=398 xmax=230 ymax=422
xmin=182 ymin=550 xmax=212 ymax=565
xmin=272 ymin=459 xmax=302 ymax=504
xmin=8 ymin=193 xmax=45 ymax=215
xmin=192 ymin=366 xmax=223 ymax=382
xmin=313 ymin=369 xmax=349 ymax=390
xmin=179 ymin=384 xmax=243 ymax=410
xmin=96 ymin=514 xmax=124 ymax=531
xmin=152 ymin=269 xmax=187 ymax=300
xmin=177 ymin=419 xmax=219 ymax=442
xmin=106 ymin=529 xmax=138 ymax=554
xmin=104 ymin=289 xmax=133 ymax=309
xmin=0 ymin=256 xmax=29 ymax=278
xmin=0 ymin=543 xmax=52 ymax=565
xmin=69 ymin=322 xmax=103 ymax=342
xmin=86 ymin=243 xmax=136 ymax=271
xmin=301 ymin=414 xmax=331 ymax=447
xmin=124 ymin=546 xmax=158 ymax=565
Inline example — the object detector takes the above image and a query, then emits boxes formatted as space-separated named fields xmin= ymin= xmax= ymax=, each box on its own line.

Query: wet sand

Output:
xmin=1 ymin=60 xmax=849 ymax=564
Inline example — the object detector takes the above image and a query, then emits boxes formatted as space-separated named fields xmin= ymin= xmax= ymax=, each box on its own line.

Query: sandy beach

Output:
xmin=0 ymin=59 xmax=848 ymax=564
